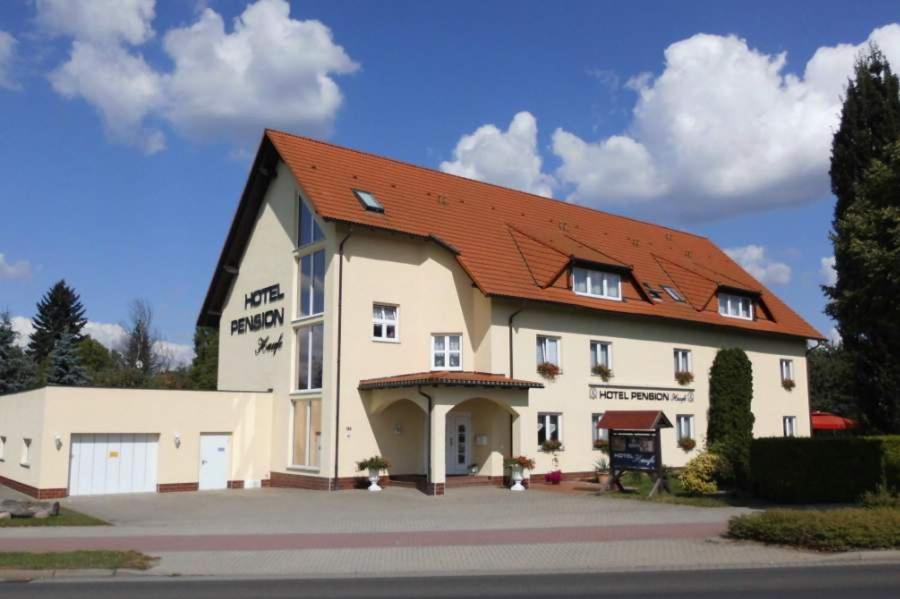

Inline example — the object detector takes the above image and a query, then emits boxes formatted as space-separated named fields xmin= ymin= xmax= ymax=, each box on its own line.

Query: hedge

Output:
xmin=749 ymin=436 xmax=900 ymax=503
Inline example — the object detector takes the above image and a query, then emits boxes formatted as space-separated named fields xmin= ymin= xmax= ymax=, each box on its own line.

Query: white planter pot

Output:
xmin=510 ymin=466 xmax=526 ymax=492
xmin=368 ymin=468 xmax=382 ymax=492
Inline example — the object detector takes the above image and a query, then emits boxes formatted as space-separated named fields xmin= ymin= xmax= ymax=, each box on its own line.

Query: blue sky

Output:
xmin=1 ymin=0 xmax=898 ymax=362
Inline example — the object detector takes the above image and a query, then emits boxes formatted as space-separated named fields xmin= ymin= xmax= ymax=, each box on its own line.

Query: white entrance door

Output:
xmin=199 ymin=433 xmax=231 ymax=490
xmin=69 ymin=434 xmax=159 ymax=496
xmin=446 ymin=414 xmax=472 ymax=475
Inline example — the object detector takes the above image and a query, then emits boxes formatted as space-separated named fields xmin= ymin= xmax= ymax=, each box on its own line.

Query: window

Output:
xmin=592 ymin=413 xmax=608 ymax=449
xmin=676 ymin=415 xmax=695 ymax=440
xmin=718 ymin=292 xmax=753 ymax=320
xmin=780 ymin=359 xmax=795 ymax=382
xmin=353 ymin=189 xmax=384 ymax=213
xmin=432 ymin=334 xmax=462 ymax=370
xmin=536 ymin=335 xmax=561 ymax=367
xmin=0 ymin=436 xmax=5 ymax=461
xmin=674 ymin=348 xmax=692 ymax=373
xmin=590 ymin=341 xmax=612 ymax=369
xmin=783 ymin=416 xmax=797 ymax=437
xmin=298 ymin=249 xmax=325 ymax=318
xmin=298 ymin=199 xmax=324 ymax=247
xmin=372 ymin=304 xmax=398 ymax=341
xmin=661 ymin=285 xmax=685 ymax=302
xmin=291 ymin=398 xmax=322 ymax=468
xmin=572 ymin=267 xmax=622 ymax=300
xmin=296 ymin=323 xmax=324 ymax=391
xmin=20 ymin=438 xmax=31 ymax=466
xmin=537 ymin=413 xmax=561 ymax=446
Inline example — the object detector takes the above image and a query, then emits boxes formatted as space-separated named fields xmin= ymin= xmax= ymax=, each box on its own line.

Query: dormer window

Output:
xmin=719 ymin=292 xmax=753 ymax=320
xmin=353 ymin=189 xmax=384 ymax=213
xmin=572 ymin=267 xmax=621 ymax=301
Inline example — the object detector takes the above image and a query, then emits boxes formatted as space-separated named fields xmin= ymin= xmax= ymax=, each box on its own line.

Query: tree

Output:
xmin=707 ymin=348 xmax=755 ymax=487
xmin=77 ymin=336 xmax=116 ymax=384
xmin=119 ymin=300 xmax=165 ymax=386
xmin=190 ymin=327 xmax=218 ymax=390
xmin=826 ymin=142 xmax=900 ymax=432
xmin=27 ymin=280 xmax=87 ymax=363
xmin=47 ymin=331 xmax=90 ymax=386
xmin=0 ymin=312 xmax=36 ymax=393
xmin=807 ymin=342 xmax=855 ymax=417
xmin=830 ymin=45 xmax=900 ymax=222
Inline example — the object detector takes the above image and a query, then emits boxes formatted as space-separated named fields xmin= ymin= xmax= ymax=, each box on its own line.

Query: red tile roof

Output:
xmin=358 ymin=371 xmax=543 ymax=390
xmin=596 ymin=410 xmax=673 ymax=430
xmin=199 ymin=129 xmax=823 ymax=341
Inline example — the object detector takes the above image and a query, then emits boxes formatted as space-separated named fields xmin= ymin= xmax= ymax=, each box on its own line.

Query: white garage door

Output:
xmin=69 ymin=434 xmax=159 ymax=496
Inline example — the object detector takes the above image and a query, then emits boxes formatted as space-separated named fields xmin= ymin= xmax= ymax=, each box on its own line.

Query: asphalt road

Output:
xmin=2 ymin=564 xmax=899 ymax=598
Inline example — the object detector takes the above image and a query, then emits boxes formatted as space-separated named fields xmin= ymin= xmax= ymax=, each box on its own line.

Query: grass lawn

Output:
xmin=728 ymin=507 xmax=900 ymax=551
xmin=0 ymin=551 xmax=155 ymax=571
xmin=0 ymin=508 xmax=108 ymax=528
xmin=602 ymin=472 xmax=766 ymax=508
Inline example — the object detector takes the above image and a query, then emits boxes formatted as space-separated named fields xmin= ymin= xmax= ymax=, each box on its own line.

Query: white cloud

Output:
xmin=83 ymin=321 xmax=128 ymax=349
xmin=0 ymin=253 xmax=32 ymax=280
xmin=0 ymin=31 xmax=18 ymax=90
xmin=35 ymin=0 xmax=155 ymax=45
xmin=10 ymin=316 xmax=34 ymax=348
xmin=821 ymin=255 xmax=837 ymax=286
xmin=154 ymin=340 xmax=194 ymax=367
xmin=829 ymin=326 xmax=841 ymax=345
xmin=450 ymin=25 xmax=900 ymax=219
xmin=440 ymin=112 xmax=556 ymax=197
xmin=724 ymin=245 xmax=792 ymax=286
xmin=40 ymin=0 xmax=358 ymax=152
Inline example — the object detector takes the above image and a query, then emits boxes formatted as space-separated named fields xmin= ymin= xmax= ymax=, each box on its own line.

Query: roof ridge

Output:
xmin=264 ymin=128 xmax=709 ymax=242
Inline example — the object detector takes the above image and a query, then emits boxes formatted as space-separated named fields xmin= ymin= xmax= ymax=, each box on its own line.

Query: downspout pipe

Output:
xmin=333 ymin=230 xmax=352 ymax=488
xmin=418 ymin=385 xmax=433 ymax=487
xmin=508 ymin=307 xmax=524 ymax=378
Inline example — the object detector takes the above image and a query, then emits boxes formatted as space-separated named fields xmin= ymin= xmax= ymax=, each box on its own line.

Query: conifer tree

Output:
xmin=0 ymin=312 xmax=36 ymax=393
xmin=707 ymin=348 xmax=755 ymax=487
xmin=190 ymin=327 xmax=218 ymax=390
xmin=46 ymin=331 xmax=90 ymax=386
xmin=27 ymin=280 xmax=87 ymax=363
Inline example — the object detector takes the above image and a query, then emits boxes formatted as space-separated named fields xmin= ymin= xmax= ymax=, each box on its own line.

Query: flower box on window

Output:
xmin=675 ymin=370 xmax=694 ymax=386
xmin=782 ymin=378 xmax=796 ymax=391
xmin=591 ymin=364 xmax=613 ymax=381
xmin=677 ymin=437 xmax=696 ymax=452
xmin=537 ymin=361 xmax=561 ymax=379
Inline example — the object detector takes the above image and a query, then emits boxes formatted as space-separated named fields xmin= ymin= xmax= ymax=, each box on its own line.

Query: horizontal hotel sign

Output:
xmin=589 ymin=384 xmax=694 ymax=403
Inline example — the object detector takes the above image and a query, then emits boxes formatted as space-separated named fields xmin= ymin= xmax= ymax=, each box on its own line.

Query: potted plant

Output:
xmin=782 ymin=378 xmax=796 ymax=391
xmin=356 ymin=456 xmax=390 ymax=492
xmin=537 ymin=361 xmax=560 ymax=380
xmin=504 ymin=456 xmax=535 ymax=491
xmin=540 ymin=439 xmax=563 ymax=483
xmin=675 ymin=371 xmax=694 ymax=386
xmin=594 ymin=458 xmax=610 ymax=485
xmin=591 ymin=364 xmax=613 ymax=382
xmin=677 ymin=437 xmax=696 ymax=452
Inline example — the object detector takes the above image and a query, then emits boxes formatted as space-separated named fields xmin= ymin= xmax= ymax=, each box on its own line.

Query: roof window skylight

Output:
xmin=353 ymin=189 xmax=384 ymax=213
xmin=661 ymin=285 xmax=686 ymax=303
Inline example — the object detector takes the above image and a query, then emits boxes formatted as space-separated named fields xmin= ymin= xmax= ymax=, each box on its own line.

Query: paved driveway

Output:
xmin=46 ymin=485 xmax=751 ymax=536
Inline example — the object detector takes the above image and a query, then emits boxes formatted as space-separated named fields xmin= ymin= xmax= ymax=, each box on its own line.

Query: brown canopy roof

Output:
xmin=358 ymin=371 xmax=542 ymax=390
xmin=596 ymin=410 xmax=673 ymax=430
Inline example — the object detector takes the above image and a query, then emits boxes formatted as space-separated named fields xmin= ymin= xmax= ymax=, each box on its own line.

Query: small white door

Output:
xmin=446 ymin=414 xmax=472 ymax=475
xmin=69 ymin=434 xmax=159 ymax=496
xmin=199 ymin=433 xmax=231 ymax=490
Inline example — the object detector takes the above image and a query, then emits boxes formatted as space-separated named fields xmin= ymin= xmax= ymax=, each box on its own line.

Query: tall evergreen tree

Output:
xmin=46 ymin=331 xmax=90 ymax=386
xmin=190 ymin=327 xmax=218 ymax=390
xmin=830 ymin=45 xmax=900 ymax=222
xmin=27 ymin=280 xmax=87 ymax=363
xmin=707 ymin=348 xmax=755 ymax=487
xmin=827 ymin=143 xmax=900 ymax=432
xmin=0 ymin=312 xmax=36 ymax=393
xmin=807 ymin=342 xmax=856 ymax=417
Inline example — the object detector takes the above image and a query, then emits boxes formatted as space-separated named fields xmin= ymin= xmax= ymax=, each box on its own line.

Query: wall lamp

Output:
xmin=174 ymin=433 xmax=181 ymax=449
xmin=54 ymin=435 xmax=63 ymax=451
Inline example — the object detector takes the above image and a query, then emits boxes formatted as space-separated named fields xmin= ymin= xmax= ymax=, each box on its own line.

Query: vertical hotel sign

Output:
xmin=230 ymin=284 xmax=285 ymax=357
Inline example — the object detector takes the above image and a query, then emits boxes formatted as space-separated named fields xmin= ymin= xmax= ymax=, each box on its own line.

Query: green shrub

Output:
xmin=679 ymin=452 xmax=731 ymax=495
xmin=707 ymin=348 xmax=754 ymax=487
xmin=861 ymin=486 xmax=900 ymax=508
xmin=749 ymin=436 xmax=900 ymax=503
xmin=727 ymin=508 xmax=900 ymax=551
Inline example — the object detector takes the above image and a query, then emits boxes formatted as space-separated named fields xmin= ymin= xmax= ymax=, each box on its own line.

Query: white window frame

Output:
xmin=591 ymin=413 xmax=608 ymax=447
xmin=431 ymin=334 xmax=463 ymax=371
xmin=783 ymin=416 xmax=797 ymax=437
xmin=718 ymin=292 xmax=754 ymax=320
xmin=780 ymin=359 xmax=795 ymax=382
xmin=289 ymin=398 xmax=322 ymax=470
xmin=372 ymin=303 xmax=399 ymax=342
xmin=536 ymin=335 xmax=561 ymax=368
xmin=537 ymin=412 xmax=562 ymax=447
xmin=296 ymin=248 xmax=326 ymax=320
xmin=676 ymin=415 xmax=695 ymax=440
xmin=590 ymin=340 xmax=612 ymax=370
xmin=674 ymin=348 xmax=692 ymax=373
xmin=295 ymin=322 xmax=324 ymax=392
xmin=298 ymin=196 xmax=325 ymax=248
xmin=661 ymin=285 xmax=685 ymax=302
xmin=20 ymin=438 xmax=31 ymax=467
xmin=572 ymin=267 xmax=623 ymax=301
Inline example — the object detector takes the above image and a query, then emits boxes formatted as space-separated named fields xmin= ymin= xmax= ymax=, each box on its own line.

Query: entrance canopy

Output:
xmin=596 ymin=410 xmax=672 ymax=431
xmin=359 ymin=371 xmax=543 ymax=390
xmin=811 ymin=411 xmax=858 ymax=431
